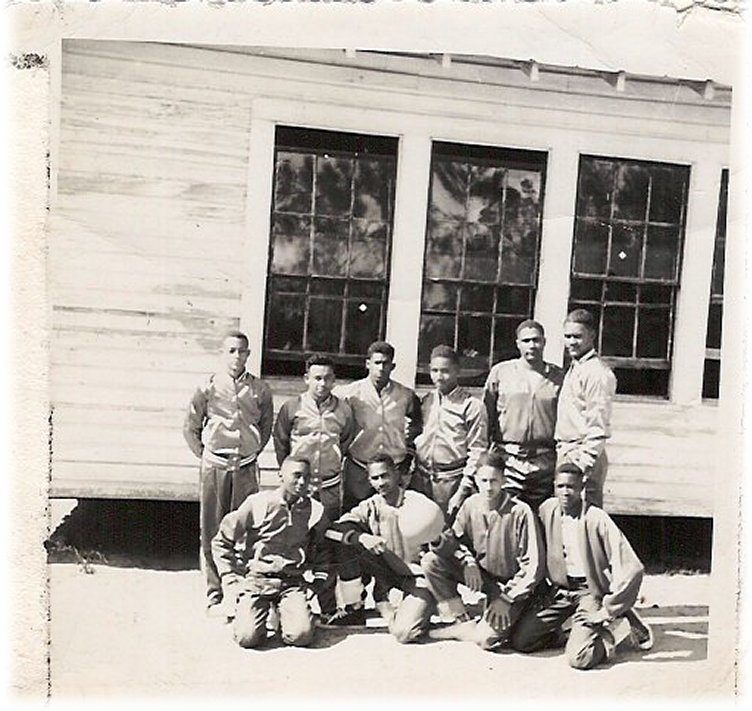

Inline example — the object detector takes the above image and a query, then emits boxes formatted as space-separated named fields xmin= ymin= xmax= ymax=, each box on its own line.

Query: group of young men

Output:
xmin=182 ymin=309 xmax=653 ymax=670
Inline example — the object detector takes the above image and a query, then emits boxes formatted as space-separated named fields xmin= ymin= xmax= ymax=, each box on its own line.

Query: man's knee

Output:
xmin=567 ymin=638 xmax=607 ymax=670
xmin=509 ymin=620 xmax=542 ymax=653
xmin=281 ymin=622 xmax=314 ymax=647
xmin=233 ymin=619 xmax=266 ymax=649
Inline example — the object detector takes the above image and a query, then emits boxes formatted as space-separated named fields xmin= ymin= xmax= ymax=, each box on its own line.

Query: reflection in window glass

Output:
xmin=569 ymin=155 xmax=689 ymax=397
xmin=418 ymin=142 xmax=547 ymax=383
xmin=263 ymin=127 xmax=397 ymax=376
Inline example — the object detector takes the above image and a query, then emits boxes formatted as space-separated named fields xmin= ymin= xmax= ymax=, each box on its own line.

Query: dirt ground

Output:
xmin=46 ymin=501 xmax=721 ymax=699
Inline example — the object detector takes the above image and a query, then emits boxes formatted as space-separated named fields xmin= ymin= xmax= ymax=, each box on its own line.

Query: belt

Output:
xmin=202 ymin=450 xmax=258 ymax=468
xmin=496 ymin=442 xmax=555 ymax=457
xmin=566 ymin=575 xmax=587 ymax=590
xmin=416 ymin=460 xmax=466 ymax=482
xmin=348 ymin=455 xmax=407 ymax=470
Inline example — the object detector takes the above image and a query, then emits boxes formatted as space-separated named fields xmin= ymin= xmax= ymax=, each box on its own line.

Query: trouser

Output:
xmin=510 ymin=579 xmax=611 ymax=670
xmin=334 ymin=543 xmax=435 ymax=644
xmin=342 ymin=456 xmax=411 ymax=513
xmin=200 ymin=457 xmax=259 ymax=601
xmin=420 ymin=551 xmax=530 ymax=650
xmin=412 ymin=463 xmax=470 ymax=518
xmin=232 ymin=576 xmax=314 ymax=649
xmin=556 ymin=446 xmax=608 ymax=508
xmin=494 ymin=445 xmax=556 ymax=510
xmin=312 ymin=482 xmax=342 ymax=615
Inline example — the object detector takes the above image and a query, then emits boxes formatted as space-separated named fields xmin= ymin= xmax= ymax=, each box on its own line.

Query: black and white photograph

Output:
xmin=6 ymin=0 xmax=748 ymax=700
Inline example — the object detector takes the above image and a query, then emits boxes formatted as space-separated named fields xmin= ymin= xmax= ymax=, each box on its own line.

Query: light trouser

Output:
xmin=412 ymin=462 xmax=471 ymax=519
xmin=334 ymin=543 xmax=435 ymax=643
xmin=420 ymin=551 xmax=531 ymax=650
xmin=200 ymin=457 xmax=259 ymax=602
xmin=510 ymin=579 xmax=613 ymax=670
xmin=556 ymin=446 xmax=608 ymax=508
xmin=494 ymin=445 xmax=557 ymax=511
xmin=232 ymin=576 xmax=314 ymax=649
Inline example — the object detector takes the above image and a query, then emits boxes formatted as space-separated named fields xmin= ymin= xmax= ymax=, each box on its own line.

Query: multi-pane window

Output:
xmin=702 ymin=169 xmax=728 ymax=400
xmin=263 ymin=127 xmax=397 ymax=376
xmin=418 ymin=142 xmax=547 ymax=384
xmin=568 ymin=156 xmax=690 ymax=397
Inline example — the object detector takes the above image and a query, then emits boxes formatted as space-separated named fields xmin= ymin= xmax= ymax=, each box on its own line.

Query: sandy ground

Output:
xmin=49 ymin=563 xmax=717 ymax=699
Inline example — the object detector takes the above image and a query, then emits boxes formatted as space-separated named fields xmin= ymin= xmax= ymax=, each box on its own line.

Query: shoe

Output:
xmin=600 ymin=627 xmax=617 ymax=660
xmin=625 ymin=609 xmax=654 ymax=651
xmin=267 ymin=605 xmax=280 ymax=632
xmin=320 ymin=606 xmax=367 ymax=627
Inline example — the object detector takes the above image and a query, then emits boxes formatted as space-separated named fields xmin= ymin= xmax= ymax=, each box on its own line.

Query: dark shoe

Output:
xmin=320 ymin=606 xmax=367 ymax=627
xmin=625 ymin=609 xmax=654 ymax=651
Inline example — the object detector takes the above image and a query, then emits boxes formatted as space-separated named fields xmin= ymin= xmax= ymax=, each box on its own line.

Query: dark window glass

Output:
xmin=263 ymin=127 xmax=397 ymax=374
xmin=418 ymin=142 xmax=547 ymax=383
xmin=702 ymin=170 xmax=728 ymax=399
xmin=569 ymin=155 xmax=689 ymax=397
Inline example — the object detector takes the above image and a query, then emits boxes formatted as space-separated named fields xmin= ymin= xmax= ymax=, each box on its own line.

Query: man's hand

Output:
xmin=573 ymin=606 xmax=610 ymax=628
xmin=485 ymin=597 xmax=513 ymax=633
xmin=463 ymin=563 xmax=483 ymax=593
xmin=358 ymin=533 xmax=387 ymax=555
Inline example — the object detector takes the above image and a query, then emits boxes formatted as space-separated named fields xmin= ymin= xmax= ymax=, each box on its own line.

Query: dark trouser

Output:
xmin=334 ymin=543 xmax=435 ymax=644
xmin=556 ymin=446 xmax=608 ymax=508
xmin=200 ymin=458 xmax=258 ymax=602
xmin=496 ymin=446 xmax=556 ymax=510
xmin=313 ymin=483 xmax=342 ymax=615
xmin=342 ymin=456 xmax=410 ymax=513
xmin=510 ymin=580 xmax=610 ymax=670
xmin=421 ymin=551 xmax=530 ymax=649
xmin=232 ymin=576 xmax=314 ymax=649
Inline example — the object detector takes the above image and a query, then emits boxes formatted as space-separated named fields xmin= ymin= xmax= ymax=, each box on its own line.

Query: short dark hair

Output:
xmin=564 ymin=309 xmax=597 ymax=333
xmin=281 ymin=454 xmax=311 ymax=472
xmin=515 ymin=319 xmax=545 ymax=338
xmin=429 ymin=344 xmax=459 ymax=365
xmin=223 ymin=330 xmax=249 ymax=348
xmin=367 ymin=452 xmax=396 ymax=469
xmin=367 ymin=341 xmax=395 ymax=361
xmin=556 ymin=462 xmax=584 ymax=479
xmin=305 ymin=353 xmax=335 ymax=372
xmin=477 ymin=449 xmax=506 ymax=471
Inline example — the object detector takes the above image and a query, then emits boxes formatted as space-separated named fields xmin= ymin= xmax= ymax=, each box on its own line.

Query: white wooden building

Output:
xmin=48 ymin=39 xmax=733 ymax=517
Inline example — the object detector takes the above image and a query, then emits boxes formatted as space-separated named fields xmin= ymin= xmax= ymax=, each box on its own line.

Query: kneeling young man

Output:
xmin=211 ymin=456 xmax=330 ymax=649
xmin=421 ymin=450 xmax=544 ymax=650
xmin=324 ymin=453 xmax=445 ymax=643
xmin=510 ymin=464 xmax=653 ymax=669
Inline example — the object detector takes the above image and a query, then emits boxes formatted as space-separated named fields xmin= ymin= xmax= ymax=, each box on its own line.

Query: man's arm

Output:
xmin=338 ymin=400 xmax=358 ymax=456
xmin=257 ymin=381 xmax=275 ymax=451
xmin=272 ymin=398 xmax=295 ymax=467
xmin=183 ymin=383 xmax=208 ymax=459
xmin=211 ymin=496 xmax=258 ymax=598
xmin=458 ymin=397 xmax=489 ymax=497
xmin=577 ymin=365 xmax=617 ymax=471
xmin=598 ymin=513 xmax=645 ymax=619
xmin=498 ymin=504 xmax=545 ymax=603
xmin=482 ymin=368 xmax=501 ymax=446
xmin=404 ymin=390 xmax=423 ymax=463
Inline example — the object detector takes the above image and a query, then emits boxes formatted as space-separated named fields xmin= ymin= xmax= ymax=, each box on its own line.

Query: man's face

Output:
xmin=280 ymin=459 xmax=311 ymax=499
xmin=475 ymin=465 xmax=505 ymax=503
xmin=555 ymin=471 xmax=583 ymax=515
xmin=367 ymin=461 xmax=401 ymax=498
xmin=304 ymin=365 xmax=335 ymax=401
xmin=366 ymin=352 xmax=395 ymax=389
xmin=429 ymin=356 xmax=459 ymax=395
xmin=563 ymin=322 xmax=596 ymax=361
xmin=516 ymin=327 xmax=545 ymax=365
xmin=222 ymin=336 xmax=250 ymax=378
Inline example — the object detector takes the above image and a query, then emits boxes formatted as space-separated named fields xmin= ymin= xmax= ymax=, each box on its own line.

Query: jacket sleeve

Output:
xmin=339 ymin=400 xmax=358 ymax=456
xmin=327 ymin=499 xmax=374 ymax=544
xmin=211 ymin=496 xmax=257 ymax=585
xmin=599 ymin=514 xmax=644 ymax=618
xmin=482 ymin=369 xmax=501 ymax=446
xmin=183 ymin=382 xmax=208 ymax=459
xmin=577 ymin=366 xmax=617 ymax=471
xmin=257 ymin=381 xmax=275 ymax=451
xmin=405 ymin=390 xmax=423 ymax=461
xmin=306 ymin=504 xmax=334 ymax=573
xmin=459 ymin=397 xmax=489 ymax=496
xmin=272 ymin=399 xmax=295 ymax=467
xmin=429 ymin=501 xmax=477 ymax=567
xmin=499 ymin=504 xmax=545 ymax=603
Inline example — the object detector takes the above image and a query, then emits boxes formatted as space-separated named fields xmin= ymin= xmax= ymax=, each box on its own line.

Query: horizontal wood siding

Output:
xmin=50 ymin=41 xmax=723 ymax=517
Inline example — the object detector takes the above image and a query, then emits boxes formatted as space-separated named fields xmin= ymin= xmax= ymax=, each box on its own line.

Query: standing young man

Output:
xmin=335 ymin=341 xmax=422 ymax=512
xmin=414 ymin=345 xmax=488 ymax=518
xmin=420 ymin=450 xmax=543 ymax=650
xmin=483 ymin=319 xmax=563 ymax=509
xmin=555 ymin=309 xmax=617 ymax=507
xmin=273 ymin=353 xmax=356 ymax=617
xmin=323 ymin=453 xmax=444 ymax=640
xmin=183 ymin=330 xmax=274 ymax=612
xmin=211 ymin=456 xmax=331 ymax=649
xmin=511 ymin=464 xmax=653 ymax=669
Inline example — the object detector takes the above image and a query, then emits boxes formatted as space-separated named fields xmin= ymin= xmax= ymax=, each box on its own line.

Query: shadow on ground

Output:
xmin=46 ymin=499 xmax=199 ymax=571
